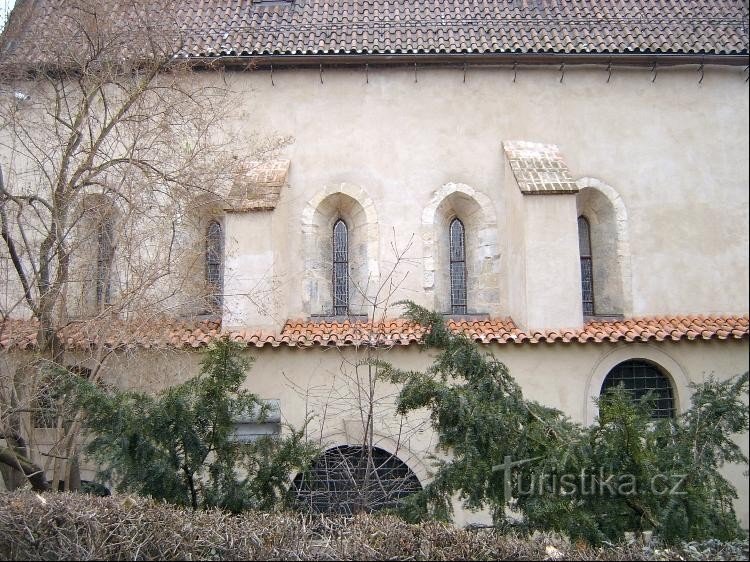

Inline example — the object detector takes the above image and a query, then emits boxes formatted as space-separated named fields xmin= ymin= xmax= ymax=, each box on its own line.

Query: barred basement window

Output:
xmin=291 ymin=445 xmax=422 ymax=515
xmin=95 ymin=217 xmax=114 ymax=309
xmin=449 ymin=218 xmax=467 ymax=315
xmin=332 ymin=219 xmax=349 ymax=315
xmin=578 ymin=216 xmax=594 ymax=316
xmin=601 ymin=360 xmax=675 ymax=419
xmin=205 ymin=220 xmax=223 ymax=310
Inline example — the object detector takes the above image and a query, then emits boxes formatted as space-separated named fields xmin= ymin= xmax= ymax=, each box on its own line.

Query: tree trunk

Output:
xmin=0 ymin=447 xmax=49 ymax=491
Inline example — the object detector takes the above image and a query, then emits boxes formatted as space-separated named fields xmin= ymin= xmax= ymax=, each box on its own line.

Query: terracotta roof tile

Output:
xmin=504 ymin=140 xmax=579 ymax=195
xmin=1 ymin=314 xmax=747 ymax=351
xmin=224 ymin=159 xmax=291 ymax=212
xmin=2 ymin=1 xmax=748 ymax=65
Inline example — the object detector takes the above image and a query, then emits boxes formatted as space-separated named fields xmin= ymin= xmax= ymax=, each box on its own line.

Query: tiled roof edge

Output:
xmin=1 ymin=315 xmax=748 ymax=352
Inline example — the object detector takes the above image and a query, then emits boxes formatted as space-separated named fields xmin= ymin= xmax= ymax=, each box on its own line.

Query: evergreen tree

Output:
xmin=69 ymin=340 xmax=318 ymax=512
xmin=386 ymin=302 xmax=748 ymax=544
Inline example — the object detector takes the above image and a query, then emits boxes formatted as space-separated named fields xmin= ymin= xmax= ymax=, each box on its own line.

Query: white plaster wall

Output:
xmin=2 ymin=64 xmax=747 ymax=326
xmin=216 ymin=64 xmax=748 ymax=325
xmin=522 ymin=194 xmax=583 ymax=330
xmin=224 ymin=211 xmax=280 ymax=329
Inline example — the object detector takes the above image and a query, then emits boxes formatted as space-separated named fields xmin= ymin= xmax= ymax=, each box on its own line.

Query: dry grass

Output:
xmin=0 ymin=491 xmax=747 ymax=560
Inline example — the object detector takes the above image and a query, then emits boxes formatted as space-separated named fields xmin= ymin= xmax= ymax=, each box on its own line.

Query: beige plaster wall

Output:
xmin=78 ymin=337 xmax=749 ymax=527
xmin=216 ymin=64 xmax=748 ymax=329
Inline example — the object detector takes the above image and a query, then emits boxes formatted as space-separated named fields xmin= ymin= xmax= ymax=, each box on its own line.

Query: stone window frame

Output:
xmin=575 ymin=177 xmax=632 ymax=318
xmin=301 ymin=183 xmax=379 ymax=318
xmin=422 ymin=183 xmax=500 ymax=317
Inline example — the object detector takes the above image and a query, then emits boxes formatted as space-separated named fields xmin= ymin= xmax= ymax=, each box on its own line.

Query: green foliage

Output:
xmin=69 ymin=340 xmax=318 ymax=512
xmin=387 ymin=301 xmax=749 ymax=544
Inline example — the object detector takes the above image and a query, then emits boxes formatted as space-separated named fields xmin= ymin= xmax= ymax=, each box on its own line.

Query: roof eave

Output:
xmin=186 ymin=51 xmax=750 ymax=70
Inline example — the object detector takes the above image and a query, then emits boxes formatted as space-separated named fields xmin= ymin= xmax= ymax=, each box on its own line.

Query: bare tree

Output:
xmin=289 ymin=232 xmax=430 ymax=514
xmin=0 ymin=1 xmax=280 ymax=491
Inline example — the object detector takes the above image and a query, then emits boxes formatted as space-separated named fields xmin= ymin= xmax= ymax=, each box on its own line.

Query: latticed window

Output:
xmin=332 ymin=219 xmax=349 ymax=315
xmin=601 ymin=360 xmax=675 ymax=419
xmin=291 ymin=445 xmax=422 ymax=515
xmin=449 ymin=217 xmax=467 ymax=315
xmin=205 ymin=220 xmax=223 ymax=310
xmin=95 ymin=217 xmax=114 ymax=308
xmin=578 ymin=216 xmax=594 ymax=316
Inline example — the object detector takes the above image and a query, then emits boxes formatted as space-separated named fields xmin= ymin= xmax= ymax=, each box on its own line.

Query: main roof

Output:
xmin=3 ymin=0 xmax=748 ymax=65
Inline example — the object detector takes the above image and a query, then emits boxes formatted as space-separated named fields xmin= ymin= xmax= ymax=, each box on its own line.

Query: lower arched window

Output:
xmin=291 ymin=445 xmax=422 ymax=515
xmin=600 ymin=360 xmax=675 ymax=419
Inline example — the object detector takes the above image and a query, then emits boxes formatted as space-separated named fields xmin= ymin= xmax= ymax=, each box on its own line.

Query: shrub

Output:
xmin=1 ymin=491 xmax=748 ymax=561
xmin=69 ymin=339 xmax=318 ymax=512
xmin=385 ymin=302 xmax=749 ymax=544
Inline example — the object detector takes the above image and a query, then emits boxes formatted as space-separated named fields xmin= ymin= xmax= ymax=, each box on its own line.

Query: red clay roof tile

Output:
xmin=1 ymin=314 xmax=748 ymax=351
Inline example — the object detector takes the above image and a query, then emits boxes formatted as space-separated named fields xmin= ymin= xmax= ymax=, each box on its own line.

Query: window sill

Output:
xmin=584 ymin=314 xmax=625 ymax=322
xmin=310 ymin=314 xmax=369 ymax=323
xmin=441 ymin=312 xmax=491 ymax=320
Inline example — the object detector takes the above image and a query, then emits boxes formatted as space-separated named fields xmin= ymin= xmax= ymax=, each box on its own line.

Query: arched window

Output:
xmin=332 ymin=219 xmax=349 ymax=315
xmin=291 ymin=445 xmax=422 ymax=515
xmin=449 ymin=217 xmax=467 ymax=315
xmin=578 ymin=216 xmax=594 ymax=316
xmin=600 ymin=360 xmax=675 ymax=419
xmin=95 ymin=215 xmax=114 ymax=309
xmin=205 ymin=220 xmax=223 ymax=310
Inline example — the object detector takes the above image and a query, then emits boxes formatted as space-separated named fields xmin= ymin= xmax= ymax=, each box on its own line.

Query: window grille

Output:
xmin=205 ymin=220 xmax=223 ymax=310
xmin=332 ymin=219 xmax=349 ymax=315
xmin=291 ymin=445 xmax=422 ymax=515
xmin=578 ymin=216 xmax=594 ymax=316
xmin=600 ymin=360 xmax=675 ymax=419
xmin=449 ymin=218 xmax=467 ymax=315
xmin=95 ymin=217 xmax=114 ymax=308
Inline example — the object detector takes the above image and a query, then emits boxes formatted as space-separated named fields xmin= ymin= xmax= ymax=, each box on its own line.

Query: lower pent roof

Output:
xmin=0 ymin=315 xmax=747 ymax=351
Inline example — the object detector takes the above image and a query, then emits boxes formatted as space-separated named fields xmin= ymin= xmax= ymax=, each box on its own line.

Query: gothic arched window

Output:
xmin=205 ymin=220 xmax=223 ymax=310
xmin=449 ymin=217 xmax=467 ymax=315
xmin=578 ymin=216 xmax=594 ymax=316
xmin=332 ymin=219 xmax=349 ymax=315
xmin=95 ymin=215 xmax=114 ymax=309
xmin=600 ymin=360 xmax=675 ymax=419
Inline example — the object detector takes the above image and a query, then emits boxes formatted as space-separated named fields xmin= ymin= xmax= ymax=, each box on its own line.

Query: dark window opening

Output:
xmin=95 ymin=217 xmax=114 ymax=309
xmin=80 ymin=480 xmax=111 ymax=496
xmin=600 ymin=360 xmax=675 ymax=419
xmin=332 ymin=219 xmax=349 ymax=316
xmin=291 ymin=445 xmax=422 ymax=515
xmin=449 ymin=218 xmax=467 ymax=315
xmin=578 ymin=216 xmax=594 ymax=316
xmin=205 ymin=220 xmax=223 ymax=310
